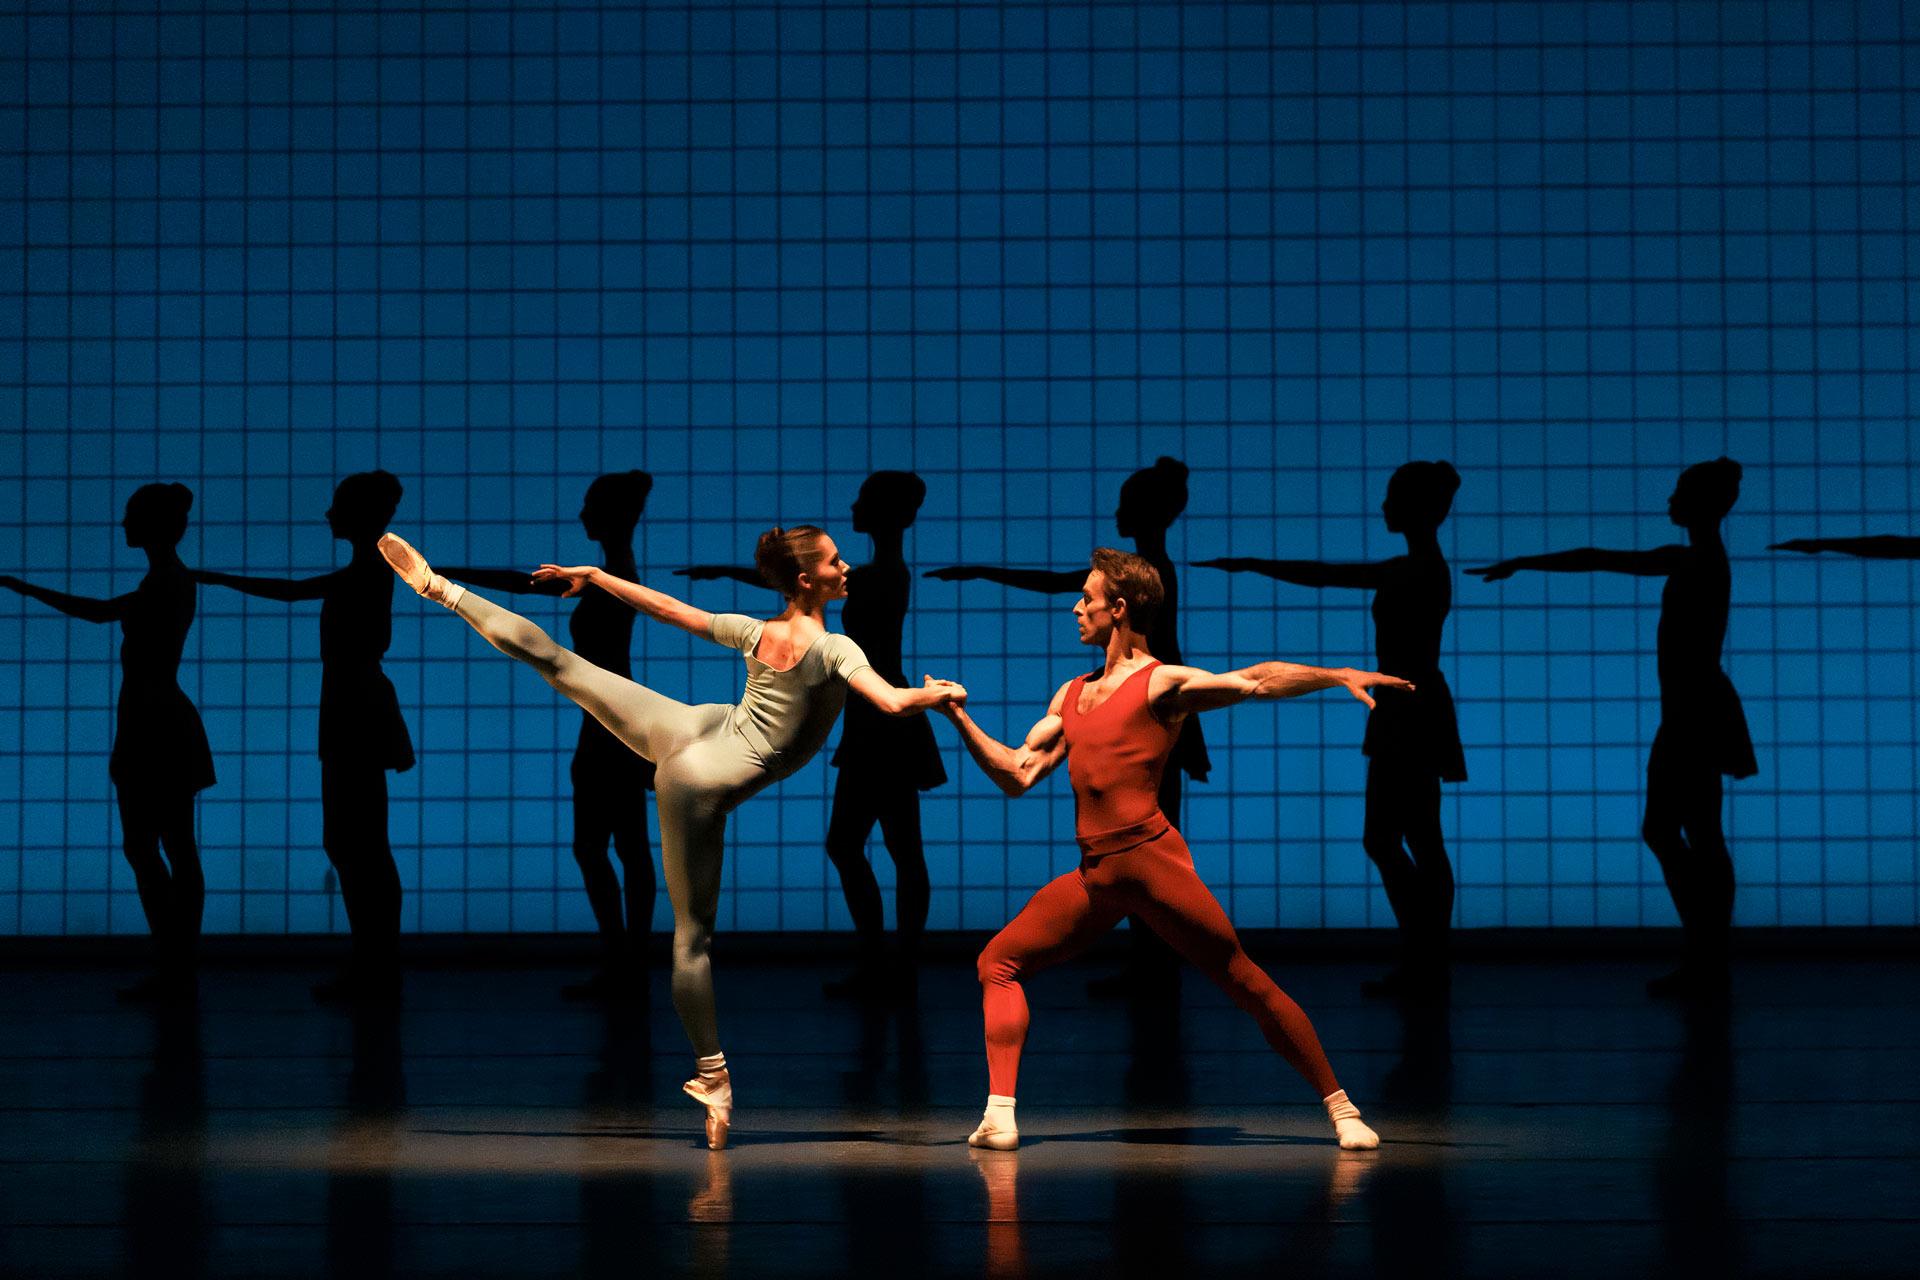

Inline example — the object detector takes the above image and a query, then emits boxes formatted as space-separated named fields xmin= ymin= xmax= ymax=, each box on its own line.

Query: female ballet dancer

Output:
xmin=2 ymin=483 xmax=213 ymax=1000
xmin=937 ymin=548 xmax=1405 ymax=1151
xmin=195 ymin=471 xmax=413 ymax=1003
xmin=437 ymin=470 xmax=659 ymax=999
xmin=680 ymin=471 xmax=946 ymax=998
xmin=1199 ymin=460 xmax=1466 ymax=998
xmin=1471 ymin=458 xmax=1753 ymax=997
xmin=930 ymin=457 xmax=1208 ymax=995
xmin=376 ymin=524 xmax=965 ymax=1148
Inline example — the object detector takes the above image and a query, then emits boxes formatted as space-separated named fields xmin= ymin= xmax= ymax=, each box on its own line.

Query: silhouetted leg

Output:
xmin=1397 ymin=766 xmax=1454 ymax=963
xmin=610 ymin=800 xmax=655 ymax=956
xmin=1362 ymin=762 xmax=1423 ymax=935
xmin=875 ymin=786 xmax=930 ymax=955
xmin=153 ymin=791 xmax=204 ymax=974
xmin=1677 ymin=771 xmax=1732 ymax=969
xmin=572 ymin=784 xmax=627 ymax=942
xmin=323 ymin=762 xmax=401 ymax=987
xmin=117 ymin=787 xmax=173 ymax=941
xmin=825 ymin=772 xmax=885 ymax=955
xmin=116 ymin=786 xmax=200 ymax=990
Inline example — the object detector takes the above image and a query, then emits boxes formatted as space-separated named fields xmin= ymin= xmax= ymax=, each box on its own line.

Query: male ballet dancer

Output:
xmin=934 ymin=549 xmax=1406 ymax=1150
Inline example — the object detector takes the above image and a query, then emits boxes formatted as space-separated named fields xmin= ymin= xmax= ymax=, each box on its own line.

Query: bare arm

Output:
xmin=1468 ymin=546 xmax=1684 ymax=581
xmin=923 ymin=565 xmax=1086 ymax=594
xmin=193 ymin=569 xmax=336 ymax=603
xmin=934 ymin=681 xmax=1071 ymax=797
xmin=674 ymin=564 xmax=769 ymax=588
xmin=1151 ymin=661 xmax=1414 ymax=717
xmin=1195 ymin=557 xmax=1387 ymax=589
xmin=846 ymin=669 xmax=968 ymax=717
xmin=0 ymin=576 xmax=126 ymax=624
xmin=1771 ymin=535 xmax=1920 ymax=560
xmin=529 ymin=565 xmax=713 ymax=637
xmin=435 ymin=566 xmax=570 ymax=596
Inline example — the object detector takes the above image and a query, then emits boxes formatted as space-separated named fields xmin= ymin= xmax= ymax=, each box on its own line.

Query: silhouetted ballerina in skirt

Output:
xmin=928 ymin=456 xmax=1209 ymax=993
xmin=2 ymin=483 xmax=212 ymax=1001
xmin=439 ymin=470 xmax=658 ymax=999
xmin=194 ymin=471 xmax=412 ymax=1003
xmin=1471 ymin=457 xmax=1754 ymax=997
xmin=680 ymin=471 xmax=946 ymax=998
xmin=1199 ymin=460 xmax=1466 ymax=997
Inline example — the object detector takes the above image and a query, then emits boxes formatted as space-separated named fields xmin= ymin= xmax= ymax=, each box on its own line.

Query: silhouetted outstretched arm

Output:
xmin=1195 ymin=558 xmax=1387 ymax=589
xmin=1468 ymin=546 xmax=1686 ymax=581
xmin=674 ymin=565 xmax=768 ymax=589
xmin=0 ymin=575 xmax=127 ymax=624
xmin=434 ymin=566 xmax=570 ymax=596
xmin=1771 ymin=535 xmax=1920 ymax=560
xmin=923 ymin=565 xmax=1085 ymax=593
xmin=193 ymin=570 xmax=335 ymax=602
xmin=529 ymin=564 xmax=713 ymax=637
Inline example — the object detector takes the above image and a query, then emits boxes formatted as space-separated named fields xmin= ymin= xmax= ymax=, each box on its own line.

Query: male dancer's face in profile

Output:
xmin=1073 ymin=571 xmax=1118 ymax=646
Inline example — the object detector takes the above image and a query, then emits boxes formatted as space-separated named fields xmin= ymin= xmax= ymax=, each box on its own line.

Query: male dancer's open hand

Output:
xmin=1336 ymin=669 xmax=1415 ymax=709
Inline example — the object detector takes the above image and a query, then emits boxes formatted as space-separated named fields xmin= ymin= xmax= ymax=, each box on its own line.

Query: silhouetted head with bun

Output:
xmin=122 ymin=483 xmax=193 ymax=553
xmin=1115 ymin=456 xmax=1189 ymax=542
xmin=754 ymin=525 xmax=849 ymax=604
xmin=1669 ymin=457 xmax=1741 ymax=534
xmin=850 ymin=471 xmax=926 ymax=536
xmin=1382 ymin=461 xmax=1461 ymax=535
xmin=581 ymin=470 xmax=653 ymax=545
xmin=327 ymin=470 xmax=404 ymax=544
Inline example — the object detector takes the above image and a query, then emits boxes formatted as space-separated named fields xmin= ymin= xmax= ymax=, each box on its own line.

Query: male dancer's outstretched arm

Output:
xmin=932 ymin=678 xmax=1070 ymax=797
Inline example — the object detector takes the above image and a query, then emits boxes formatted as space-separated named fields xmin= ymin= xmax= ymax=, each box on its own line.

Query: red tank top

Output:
xmin=1061 ymin=660 xmax=1179 ymax=840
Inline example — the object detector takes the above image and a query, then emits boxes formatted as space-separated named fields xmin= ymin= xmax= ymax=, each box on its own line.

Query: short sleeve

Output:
xmin=707 ymin=612 xmax=760 ymax=655
xmin=819 ymin=633 xmax=873 ymax=684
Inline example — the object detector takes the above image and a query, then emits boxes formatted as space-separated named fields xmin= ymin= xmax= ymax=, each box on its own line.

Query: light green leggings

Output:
xmin=454 ymin=589 xmax=770 ymax=1055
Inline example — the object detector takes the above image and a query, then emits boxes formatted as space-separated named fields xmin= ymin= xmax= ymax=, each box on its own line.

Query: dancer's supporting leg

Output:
xmin=117 ymin=786 xmax=203 ymax=997
xmin=1644 ymin=760 xmax=1733 ymax=995
xmin=1362 ymin=760 xmax=1453 ymax=995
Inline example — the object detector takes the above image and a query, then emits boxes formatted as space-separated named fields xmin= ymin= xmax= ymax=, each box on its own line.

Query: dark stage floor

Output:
xmin=2 ymin=953 xmax=1916 ymax=1278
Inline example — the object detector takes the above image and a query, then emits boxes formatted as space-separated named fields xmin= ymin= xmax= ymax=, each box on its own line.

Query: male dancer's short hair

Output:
xmin=1089 ymin=547 xmax=1163 ymax=633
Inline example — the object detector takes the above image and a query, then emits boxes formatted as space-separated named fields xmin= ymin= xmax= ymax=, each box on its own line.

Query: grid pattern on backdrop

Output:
xmin=2 ymin=1 xmax=1916 ymax=935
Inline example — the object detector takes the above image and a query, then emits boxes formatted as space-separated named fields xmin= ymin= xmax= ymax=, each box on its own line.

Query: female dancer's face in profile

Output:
xmin=800 ymin=537 xmax=852 ymax=602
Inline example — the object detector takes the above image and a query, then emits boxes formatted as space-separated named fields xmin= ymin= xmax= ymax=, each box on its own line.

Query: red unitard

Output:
xmin=977 ymin=661 xmax=1341 ymax=1098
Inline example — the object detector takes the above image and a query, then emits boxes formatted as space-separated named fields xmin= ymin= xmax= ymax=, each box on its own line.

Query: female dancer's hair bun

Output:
xmin=1678 ymin=456 xmax=1742 ymax=520
xmin=1388 ymin=460 xmax=1461 ymax=528
xmin=335 ymin=470 xmax=404 ymax=525
xmin=1119 ymin=455 xmax=1190 ymax=527
xmin=754 ymin=524 xmax=828 ymax=596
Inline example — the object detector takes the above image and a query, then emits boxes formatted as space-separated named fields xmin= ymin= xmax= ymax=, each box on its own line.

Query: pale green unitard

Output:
xmin=451 ymin=590 xmax=870 ymax=1053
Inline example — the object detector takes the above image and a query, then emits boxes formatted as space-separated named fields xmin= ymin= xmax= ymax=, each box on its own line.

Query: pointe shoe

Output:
xmin=377 ymin=532 xmax=453 ymax=604
xmin=683 ymin=1070 xmax=732 ymax=1151
xmin=968 ymin=1115 xmax=1019 ymax=1152
xmin=1324 ymin=1089 xmax=1380 ymax=1151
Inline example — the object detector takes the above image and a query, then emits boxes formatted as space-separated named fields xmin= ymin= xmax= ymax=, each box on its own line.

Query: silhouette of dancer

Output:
xmin=378 ymin=524 xmax=965 ymax=1149
xmin=1470 ymin=458 xmax=1753 ymax=997
xmin=1199 ymin=461 xmax=1465 ymax=998
xmin=680 ymin=471 xmax=945 ymax=998
xmin=2 ymin=483 xmax=211 ymax=1000
xmin=939 ymin=548 xmax=1403 ymax=1151
xmin=439 ymin=470 xmax=658 ymax=999
xmin=194 ymin=471 xmax=412 ymax=1004
xmin=929 ymin=457 xmax=1208 ymax=994
xmin=1772 ymin=533 xmax=1920 ymax=560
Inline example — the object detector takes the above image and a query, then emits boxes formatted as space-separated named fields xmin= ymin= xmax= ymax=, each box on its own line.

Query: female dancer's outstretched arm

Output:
xmin=1469 ymin=547 xmax=1684 ymax=580
xmin=1771 ymin=535 xmax=1920 ymax=559
xmin=531 ymin=564 xmax=714 ymax=637
xmin=0 ymin=576 xmax=128 ymax=623
xmin=1194 ymin=558 xmax=1387 ymax=589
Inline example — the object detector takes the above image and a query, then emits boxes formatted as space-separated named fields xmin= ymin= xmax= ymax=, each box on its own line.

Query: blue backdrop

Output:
xmin=3 ymin=1 xmax=1916 ymax=935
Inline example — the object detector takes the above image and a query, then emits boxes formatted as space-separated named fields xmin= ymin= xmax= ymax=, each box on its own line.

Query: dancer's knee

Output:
xmin=977 ymin=944 xmax=1020 ymax=990
xmin=1362 ymin=829 xmax=1405 ymax=869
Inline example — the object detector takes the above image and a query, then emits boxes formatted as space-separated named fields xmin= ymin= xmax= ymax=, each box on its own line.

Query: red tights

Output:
xmin=977 ymin=826 xmax=1341 ymax=1099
